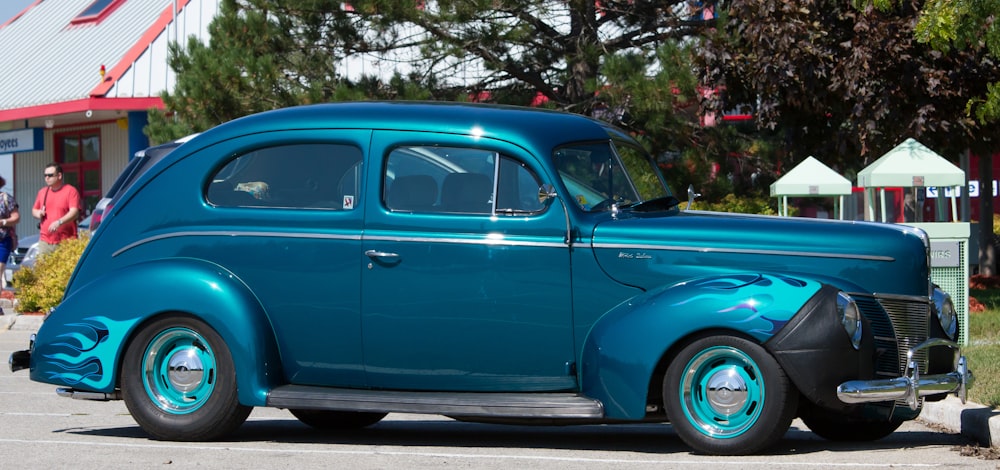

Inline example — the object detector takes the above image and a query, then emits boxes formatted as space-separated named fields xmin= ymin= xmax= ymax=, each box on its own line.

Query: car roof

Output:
xmin=183 ymin=102 xmax=619 ymax=158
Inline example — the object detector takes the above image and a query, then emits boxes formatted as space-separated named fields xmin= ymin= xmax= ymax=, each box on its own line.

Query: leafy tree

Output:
xmin=149 ymin=0 xmax=733 ymax=196
xmin=349 ymin=0 xmax=733 ymax=190
xmin=861 ymin=0 xmax=1000 ymax=274
xmin=864 ymin=0 xmax=1000 ymax=124
xmin=147 ymin=0 xmax=445 ymax=142
xmin=697 ymin=0 xmax=1000 ymax=169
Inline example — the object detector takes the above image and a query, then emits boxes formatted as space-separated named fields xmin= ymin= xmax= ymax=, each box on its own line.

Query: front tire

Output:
xmin=664 ymin=335 xmax=797 ymax=455
xmin=121 ymin=315 xmax=251 ymax=441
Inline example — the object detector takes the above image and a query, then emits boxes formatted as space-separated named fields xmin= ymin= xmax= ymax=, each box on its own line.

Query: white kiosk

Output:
xmin=770 ymin=156 xmax=852 ymax=219
xmin=857 ymin=138 xmax=970 ymax=345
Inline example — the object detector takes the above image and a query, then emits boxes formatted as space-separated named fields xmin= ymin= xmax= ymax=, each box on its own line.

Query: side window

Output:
xmin=384 ymin=146 xmax=495 ymax=214
xmin=208 ymin=143 xmax=363 ymax=210
xmin=496 ymin=156 xmax=544 ymax=214
xmin=383 ymin=146 xmax=545 ymax=216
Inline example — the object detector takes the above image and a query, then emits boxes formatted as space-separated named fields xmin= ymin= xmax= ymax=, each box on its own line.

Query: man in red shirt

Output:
xmin=32 ymin=163 xmax=81 ymax=255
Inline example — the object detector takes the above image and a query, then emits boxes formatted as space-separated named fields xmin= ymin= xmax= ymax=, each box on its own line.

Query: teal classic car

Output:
xmin=9 ymin=102 xmax=972 ymax=455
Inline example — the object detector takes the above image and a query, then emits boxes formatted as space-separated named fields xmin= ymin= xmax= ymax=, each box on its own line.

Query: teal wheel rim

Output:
xmin=141 ymin=327 xmax=217 ymax=414
xmin=679 ymin=345 xmax=764 ymax=438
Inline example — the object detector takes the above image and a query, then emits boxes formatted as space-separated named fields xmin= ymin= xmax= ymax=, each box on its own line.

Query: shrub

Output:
xmin=696 ymin=194 xmax=781 ymax=215
xmin=13 ymin=235 xmax=89 ymax=313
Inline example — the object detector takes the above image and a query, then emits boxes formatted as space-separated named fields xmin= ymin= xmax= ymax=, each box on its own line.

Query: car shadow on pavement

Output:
xmin=62 ymin=418 xmax=979 ymax=456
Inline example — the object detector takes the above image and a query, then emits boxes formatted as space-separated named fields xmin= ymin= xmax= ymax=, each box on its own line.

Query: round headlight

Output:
xmin=932 ymin=288 xmax=958 ymax=340
xmin=837 ymin=291 xmax=862 ymax=350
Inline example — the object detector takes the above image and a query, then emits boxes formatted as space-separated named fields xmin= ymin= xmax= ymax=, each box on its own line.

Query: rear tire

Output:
xmin=290 ymin=409 xmax=387 ymax=430
xmin=664 ymin=335 xmax=797 ymax=455
xmin=121 ymin=315 xmax=251 ymax=441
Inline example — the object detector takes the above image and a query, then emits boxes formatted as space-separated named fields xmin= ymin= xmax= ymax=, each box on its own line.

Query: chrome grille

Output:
xmin=851 ymin=293 xmax=931 ymax=378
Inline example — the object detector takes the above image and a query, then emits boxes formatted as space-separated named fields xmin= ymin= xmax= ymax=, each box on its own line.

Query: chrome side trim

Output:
xmin=592 ymin=243 xmax=895 ymax=262
xmin=114 ymin=231 xmax=567 ymax=257
xmin=363 ymin=234 xmax=566 ymax=248
xmin=113 ymin=231 xmax=363 ymax=257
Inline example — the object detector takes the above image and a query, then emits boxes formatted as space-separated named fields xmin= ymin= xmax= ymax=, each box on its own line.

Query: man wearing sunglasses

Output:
xmin=31 ymin=163 xmax=81 ymax=256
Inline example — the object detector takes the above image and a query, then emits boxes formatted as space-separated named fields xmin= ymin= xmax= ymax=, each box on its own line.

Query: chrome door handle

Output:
xmin=365 ymin=249 xmax=400 ymax=259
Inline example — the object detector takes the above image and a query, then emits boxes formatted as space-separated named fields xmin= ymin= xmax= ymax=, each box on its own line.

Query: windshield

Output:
xmin=554 ymin=140 xmax=673 ymax=212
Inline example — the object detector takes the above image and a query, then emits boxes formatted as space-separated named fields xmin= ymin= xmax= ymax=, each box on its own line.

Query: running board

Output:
xmin=266 ymin=385 xmax=605 ymax=419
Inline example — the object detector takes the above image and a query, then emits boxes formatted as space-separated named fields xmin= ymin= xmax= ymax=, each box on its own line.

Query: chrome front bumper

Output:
xmin=837 ymin=338 xmax=974 ymax=410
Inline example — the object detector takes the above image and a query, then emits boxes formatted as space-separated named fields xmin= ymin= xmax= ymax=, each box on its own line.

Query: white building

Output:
xmin=0 ymin=0 xmax=218 ymax=237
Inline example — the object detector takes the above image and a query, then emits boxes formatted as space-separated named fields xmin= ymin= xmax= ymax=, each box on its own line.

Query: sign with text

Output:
xmin=0 ymin=128 xmax=44 ymax=153
xmin=929 ymin=240 xmax=961 ymax=268
xmin=925 ymin=180 xmax=999 ymax=198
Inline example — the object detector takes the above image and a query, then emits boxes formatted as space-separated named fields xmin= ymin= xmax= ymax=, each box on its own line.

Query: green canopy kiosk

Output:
xmin=857 ymin=138 xmax=965 ymax=223
xmin=857 ymin=138 xmax=970 ymax=345
xmin=770 ymin=156 xmax=852 ymax=219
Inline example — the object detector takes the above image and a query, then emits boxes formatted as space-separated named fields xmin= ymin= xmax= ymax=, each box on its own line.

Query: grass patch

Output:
xmin=965 ymin=288 xmax=1000 ymax=408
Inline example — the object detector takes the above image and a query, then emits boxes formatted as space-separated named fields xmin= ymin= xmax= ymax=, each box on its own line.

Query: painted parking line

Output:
xmin=0 ymin=438 xmax=943 ymax=467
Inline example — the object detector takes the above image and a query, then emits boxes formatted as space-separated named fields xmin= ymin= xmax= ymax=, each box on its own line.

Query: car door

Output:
xmin=189 ymin=130 xmax=371 ymax=387
xmin=361 ymin=130 xmax=577 ymax=391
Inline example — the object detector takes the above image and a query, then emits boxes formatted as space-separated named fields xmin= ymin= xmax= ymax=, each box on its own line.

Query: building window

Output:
xmin=71 ymin=0 xmax=125 ymax=25
xmin=55 ymin=130 xmax=102 ymax=216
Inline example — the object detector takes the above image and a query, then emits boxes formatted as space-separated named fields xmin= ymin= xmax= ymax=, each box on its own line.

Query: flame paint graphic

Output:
xmin=39 ymin=316 xmax=136 ymax=390
xmin=669 ymin=273 xmax=811 ymax=336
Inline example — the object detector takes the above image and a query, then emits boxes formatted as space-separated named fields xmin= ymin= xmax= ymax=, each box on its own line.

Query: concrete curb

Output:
xmin=1 ymin=312 xmax=44 ymax=331
xmin=921 ymin=396 xmax=1000 ymax=447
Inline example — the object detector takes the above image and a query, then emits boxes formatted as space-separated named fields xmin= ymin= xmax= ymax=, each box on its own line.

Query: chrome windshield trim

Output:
xmin=113 ymin=231 xmax=363 ymax=257
xmin=592 ymin=243 xmax=895 ymax=262
xmin=114 ymin=231 xmax=566 ymax=257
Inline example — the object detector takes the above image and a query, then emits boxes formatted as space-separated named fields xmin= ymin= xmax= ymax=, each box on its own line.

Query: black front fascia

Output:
xmin=765 ymin=284 xmax=876 ymax=412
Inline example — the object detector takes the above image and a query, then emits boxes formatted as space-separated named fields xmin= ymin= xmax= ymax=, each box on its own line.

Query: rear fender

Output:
xmin=580 ymin=273 xmax=822 ymax=419
xmin=29 ymin=258 xmax=281 ymax=406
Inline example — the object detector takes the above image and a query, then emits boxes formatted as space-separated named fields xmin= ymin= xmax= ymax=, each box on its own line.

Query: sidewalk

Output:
xmin=3 ymin=301 xmax=998 ymax=448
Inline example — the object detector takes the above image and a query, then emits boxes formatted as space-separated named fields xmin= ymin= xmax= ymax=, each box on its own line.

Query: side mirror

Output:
xmin=538 ymin=184 xmax=573 ymax=245
xmin=538 ymin=184 xmax=558 ymax=205
xmin=686 ymin=184 xmax=701 ymax=211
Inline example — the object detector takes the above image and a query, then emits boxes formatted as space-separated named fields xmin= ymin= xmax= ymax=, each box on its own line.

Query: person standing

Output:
xmin=0 ymin=175 xmax=20 ymax=287
xmin=32 ymin=163 xmax=81 ymax=255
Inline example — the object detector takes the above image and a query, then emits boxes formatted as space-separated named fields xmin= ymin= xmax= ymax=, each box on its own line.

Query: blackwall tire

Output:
xmin=121 ymin=315 xmax=251 ymax=441
xmin=289 ymin=409 xmax=387 ymax=430
xmin=664 ymin=335 xmax=797 ymax=455
xmin=800 ymin=403 xmax=903 ymax=441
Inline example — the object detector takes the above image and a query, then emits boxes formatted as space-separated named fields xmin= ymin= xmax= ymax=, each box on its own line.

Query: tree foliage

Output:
xmin=863 ymin=0 xmax=1000 ymax=124
xmin=147 ymin=1 xmax=721 ymax=177
xmin=147 ymin=0 xmax=449 ymax=142
xmin=697 ymin=0 xmax=1000 ymax=176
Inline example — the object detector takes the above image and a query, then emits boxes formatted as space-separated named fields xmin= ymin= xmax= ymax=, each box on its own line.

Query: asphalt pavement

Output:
xmin=3 ymin=300 xmax=998 ymax=448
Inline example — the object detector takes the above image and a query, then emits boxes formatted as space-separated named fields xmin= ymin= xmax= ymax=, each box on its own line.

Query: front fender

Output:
xmin=580 ymin=273 xmax=822 ymax=419
xmin=29 ymin=258 xmax=282 ymax=406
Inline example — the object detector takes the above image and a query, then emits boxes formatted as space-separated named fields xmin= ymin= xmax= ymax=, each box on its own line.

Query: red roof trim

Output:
xmin=90 ymin=0 xmax=192 ymax=97
xmin=0 ymin=97 xmax=164 ymax=121
xmin=0 ymin=0 xmax=43 ymax=29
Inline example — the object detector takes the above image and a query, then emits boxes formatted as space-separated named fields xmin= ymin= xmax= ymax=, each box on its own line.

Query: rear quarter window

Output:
xmin=208 ymin=143 xmax=363 ymax=210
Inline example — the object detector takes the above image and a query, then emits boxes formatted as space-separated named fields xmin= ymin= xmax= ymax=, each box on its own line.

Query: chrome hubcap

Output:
xmin=166 ymin=348 xmax=205 ymax=393
xmin=705 ymin=367 xmax=749 ymax=417
xmin=141 ymin=327 xmax=217 ymax=414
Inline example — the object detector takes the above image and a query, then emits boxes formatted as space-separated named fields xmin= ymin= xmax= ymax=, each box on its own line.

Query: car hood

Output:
xmin=590 ymin=210 xmax=930 ymax=296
